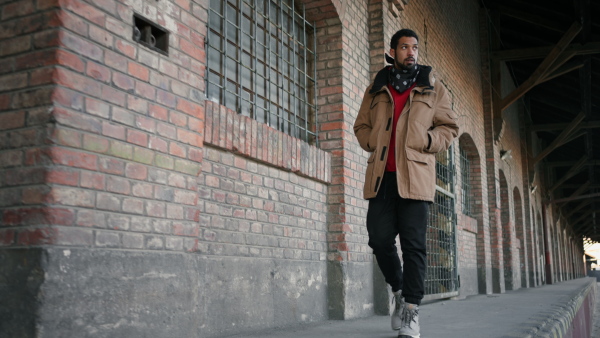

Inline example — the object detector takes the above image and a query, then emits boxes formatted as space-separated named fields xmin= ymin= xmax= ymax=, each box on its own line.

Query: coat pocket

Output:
xmin=405 ymin=148 xmax=435 ymax=197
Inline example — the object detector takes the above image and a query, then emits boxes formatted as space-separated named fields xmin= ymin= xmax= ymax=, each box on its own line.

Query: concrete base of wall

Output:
xmin=0 ymin=248 xmax=328 ymax=338
xmin=458 ymin=266 xmax=479 ymax=297
xmin=327 ymin=260 xmax=375 ymax=320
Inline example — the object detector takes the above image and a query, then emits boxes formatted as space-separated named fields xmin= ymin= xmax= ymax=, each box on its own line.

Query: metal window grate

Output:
xmin=426 ymin=145 xmax=459 ymax=298
xmin=459 ymin=146 xmax=473 ymax=217
xmin=206 ymin=0 xmax=318 ymax=144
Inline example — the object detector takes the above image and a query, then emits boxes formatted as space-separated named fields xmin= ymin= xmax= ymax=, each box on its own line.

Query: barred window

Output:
xmin=426 ymin=145 xmax=459 ymax=299
xmin=207 ymin=0 xmax=317 ymax=144
xmin=459 ymin=146 xmax=473 ymax=217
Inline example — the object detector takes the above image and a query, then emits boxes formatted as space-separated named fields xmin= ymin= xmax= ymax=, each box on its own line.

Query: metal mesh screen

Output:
xmin=459 ymin=146 xmax=473 ymax=217
xmin=207 ymin=0 xmax=318 ymax=144
xmin=425 ymin=145 xmax=459 ymax=297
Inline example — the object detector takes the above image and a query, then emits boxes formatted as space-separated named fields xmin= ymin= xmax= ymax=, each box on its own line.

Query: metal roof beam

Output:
xmin=532 ymin=111 xmax=586 ymax=164
xmin=501 ymin=22 xmax=582 ymax=111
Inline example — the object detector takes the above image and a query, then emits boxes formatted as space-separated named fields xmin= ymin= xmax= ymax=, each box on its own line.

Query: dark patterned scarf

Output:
xmin=389 ymin=65 xmax=420 ymax=93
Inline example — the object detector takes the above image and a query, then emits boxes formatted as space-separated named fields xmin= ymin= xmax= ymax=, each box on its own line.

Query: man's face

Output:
xmin=390 ymin=36 xmax=419 ymax=70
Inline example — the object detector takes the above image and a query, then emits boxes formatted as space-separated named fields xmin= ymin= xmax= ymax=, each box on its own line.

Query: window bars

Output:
xmin=207 ymin=0 xmax=318 ymax=144
xmin=426 ymin=145 xmax=459 ymax=298
xmin=460 ymin=146 xmax=473 ymax=217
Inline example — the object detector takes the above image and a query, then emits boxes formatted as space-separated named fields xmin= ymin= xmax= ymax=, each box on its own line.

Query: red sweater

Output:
xmin=386 ymin=83 xmax=415 ymax=172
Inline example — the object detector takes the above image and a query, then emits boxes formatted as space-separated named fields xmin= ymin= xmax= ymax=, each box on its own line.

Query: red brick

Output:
xmin=101 ymin=84 xmax=126 ymax=106
xmin=99 ymin=157 xmax=125 ymax=175
xmin=57 ymin=8 xmax=88 ymax=33
xmin=127 ymin=129 xmax=148 ymax=147
xmin=2 ymin=0 xmax=35 ymax=19
xmin=86 ymin=61 xmax=112 ymax=83
xmin=0 ymin=111 xmax=25 ymax=130
xmin=188 ymin=147 xmax=203 ymax=163
xmin=50 ymin=147 xmax=98 ymax=170
xmin=157 ymin=122 xmax=176 ymax=138
xmin=0 ymin=229 xmax=15 ymax=246
xmin=59 ymin=30 xmax=103 ymax=62
xmin=176 ymin=22 xmax=191 ymax=39
xmin=148 ymin=136 xmax=168 ymax=152
xmin=104 ymin=50 xmax=128 ymax=72
xmin=132 ymin=182 xmax=153 ymax=198
xmin=173 ymin=222 xmax=199 ymax=237
xmin=135 ymin=115 xmax=156 ymax=133
xmin=112 ymin=72 xmax=135 ymax=91
xmin=107 ymin=176 xmax=130 ymax=195
xmin=127 ymin=95 xmax=148 ymax=114
xmin=158 ymin=59 xmax=178 ymax=78
xmin=169 ymin=111 xmax=187 ymax=127
xmin=48 ymin=186 xmax=95 ymax=207
xmin=32 ymin=29 xmax=60 ymax=49
xmin=125 ymin=162 xmax=148 ymax=180
xmin=55 ymin=49 xmax=85 ymax=72
xmin=30 ymin=67 xmax=55 ymax=86
xmin=21 ymin=186 xmax=49 ymax=204
xmin=135 ymin=80 xmax=156 ymax=100
xmin=52 ymin=87 xmax=83 ymax=110
xmin=61 ymin=0 xmax=106 ymax=26
xmin=54 ymin=67 xmax=102 ymax=95
xmin=156 ymin=89 xmax=177 ymax=108
xmin=149 ymin=104 xmax=168 ymax=121
xmin=116 ymin=38 xmax=136 ymax=58
xmin=80 ymin=171 xmax=105 ymax=190
xmin=0 ymin=72 xmax=27 ymax=92
xmin=0 ymin=94 xmax=9 ymax=110
xmin=169 ymin=142 xmax=186 ymax=158
xmin=0 ymin=150 xmax=23 ymax=168
xmin=177 ymin=128 xmax=202 ymax=147
xmin=46 ymin=167 xmax=79 ymax=186
xmin=17 ymin=227 xmax=57 ymax=245
xmin=52 ymin=107 xmax=102 ymax=134
xmin=0 ymin=35 xmax=31 ymax=57
xmin=0 ymin=11 xmax=49 ymax=40
xmin=55 ymin=227 xmax=93 ymax=246
xmin=89 ymin=25 xmax=113 ymax=47
xmin=123 ymin=198 xmax=144 ymax=214
xmin=146 ymin=201 xmax=166 ymax=217
xmin=82 ymin=133 xmax=110 ymax=153
xmin=128 ymin=62 xmax=149 ymax=81
xmin=102 ymin=121 xmax=125 ymax=140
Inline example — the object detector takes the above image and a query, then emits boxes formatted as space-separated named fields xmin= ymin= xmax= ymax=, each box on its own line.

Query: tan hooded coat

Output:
xmin=353 ymin=67 xmax=459 ymax=201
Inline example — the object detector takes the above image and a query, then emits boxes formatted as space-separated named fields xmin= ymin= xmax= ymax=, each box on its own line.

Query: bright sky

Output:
xmin=585 ymin=243 xmax=600 ymax=270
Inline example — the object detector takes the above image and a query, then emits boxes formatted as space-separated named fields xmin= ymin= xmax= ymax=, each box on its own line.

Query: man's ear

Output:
xmin=389 ymin=48 xmax=395 ymax=58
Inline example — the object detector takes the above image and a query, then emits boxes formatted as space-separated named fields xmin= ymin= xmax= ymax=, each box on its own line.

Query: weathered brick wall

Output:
xmin=1 ymin=0 xmax=206 ymax=251
xmin=0 ymin=0 xmax=63 ymax=249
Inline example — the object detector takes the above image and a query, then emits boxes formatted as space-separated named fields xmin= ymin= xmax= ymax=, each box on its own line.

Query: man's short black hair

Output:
xmin=390 ymin=29 xmax=419 ymax=49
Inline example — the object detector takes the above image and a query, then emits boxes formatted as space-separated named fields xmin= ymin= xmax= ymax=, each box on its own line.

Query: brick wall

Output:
xmin=0 ymin=0 xmax=207 ymax=251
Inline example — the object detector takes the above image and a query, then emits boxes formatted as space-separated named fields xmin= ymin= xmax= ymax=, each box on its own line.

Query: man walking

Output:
xmin=353 ymin=28 xmax=459 ymax=338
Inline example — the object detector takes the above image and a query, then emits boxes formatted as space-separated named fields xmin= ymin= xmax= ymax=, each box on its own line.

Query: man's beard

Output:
xmin=395 ymin=58 xmax=416 ymax=70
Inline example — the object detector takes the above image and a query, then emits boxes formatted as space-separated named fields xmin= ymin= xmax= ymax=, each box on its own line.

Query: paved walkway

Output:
xmin=226 ymin=277 xmax=597 ymax=338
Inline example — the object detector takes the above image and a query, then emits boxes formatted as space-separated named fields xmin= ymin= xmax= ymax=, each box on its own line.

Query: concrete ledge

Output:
xmin=503 ymin=278 xmax=596 ymax=338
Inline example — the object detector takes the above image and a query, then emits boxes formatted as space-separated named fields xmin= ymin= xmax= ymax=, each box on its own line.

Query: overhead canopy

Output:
xmin=481 ymin=0 xmax=600 ymax=241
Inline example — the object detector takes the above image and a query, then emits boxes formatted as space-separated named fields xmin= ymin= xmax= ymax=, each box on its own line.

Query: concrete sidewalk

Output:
xmin=225 ymin=277 xmax=597 ymax=338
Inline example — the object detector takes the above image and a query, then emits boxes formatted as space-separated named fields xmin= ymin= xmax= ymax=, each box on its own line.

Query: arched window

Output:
xmin=459 ymin=146 xmax=473 ymax=217
xmin=207 ymin=0 xmax=317 ymax=143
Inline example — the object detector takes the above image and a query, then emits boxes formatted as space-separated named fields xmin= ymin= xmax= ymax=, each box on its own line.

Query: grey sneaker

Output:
xmin=397 ymin=303 xmax=420 ymax=338
xmin=391 ymin=290 xmax=404 ymax=330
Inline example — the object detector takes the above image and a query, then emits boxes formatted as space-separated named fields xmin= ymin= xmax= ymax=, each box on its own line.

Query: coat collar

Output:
xmin=369 ymin=65 xmax=434 ymax=94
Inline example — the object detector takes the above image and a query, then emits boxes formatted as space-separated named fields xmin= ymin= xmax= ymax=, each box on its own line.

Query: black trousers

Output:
xmin=367 ymin=172 xmax=429 ymax=305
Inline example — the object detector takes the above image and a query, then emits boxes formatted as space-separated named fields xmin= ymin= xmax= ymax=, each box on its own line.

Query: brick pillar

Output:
xmin=1 ymin=0 xmax=206 ymax=335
